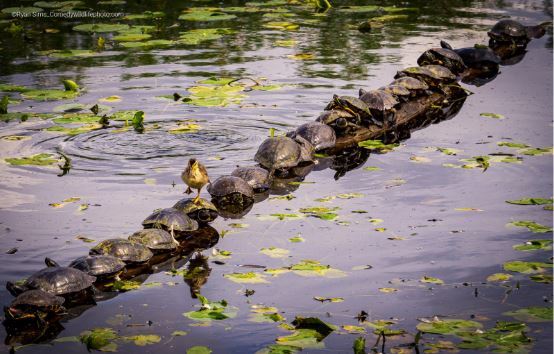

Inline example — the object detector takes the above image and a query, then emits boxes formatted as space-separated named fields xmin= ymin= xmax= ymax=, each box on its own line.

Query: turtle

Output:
xmin=4 ymin=290 xmax=66 ymax=322
xmin=173 ymin=197 xmax=219 ymax=223
xmin=358 ymin=89 xmax=399 ymax=126
xmin=315 ymin=109 xmax=361 ymax=134
xmin=293 ymin=135 xmax=315 ymax=164
xmin=90 ymin=238 xmax=154 ymax=263
xmin=254 ymin=136 xmax=302 ymax=178
xmin=324 ymin=94 xmax=379 ymax=127
xmin=440 ymin=41 xmax=500 ymax=70
xmin=6 ymin=266 xmax=96 ymax=297
xmin=378 ymin=84 xmax=412 ymax=102
xmin=231 ymin=166 xmax=270 ymax=192
xmin=207 ymin=175 xmax=255 ymax=207
xmin=394 ymin=65 xmax=457 ymax=89
xmin=389 ymin=77 xmax=429 ymax=97
xmin=417 ymin=47 xmax=467 ymax=75
xmin=487 ymin=19 xmax=533 ymax=45
xmin=68 ymin=255 xmax=126 ymax=279
xmin=142 ymin=207 xmax=199 ymax=240
xmin=129 ymin=229 xmax=179 ymax=253
xmin=286 ymin=122 xmax=336 ymax=151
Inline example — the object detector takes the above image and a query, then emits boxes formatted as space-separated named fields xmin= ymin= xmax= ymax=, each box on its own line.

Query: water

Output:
xmin=0 ymin=0 xmax=552 ymax=353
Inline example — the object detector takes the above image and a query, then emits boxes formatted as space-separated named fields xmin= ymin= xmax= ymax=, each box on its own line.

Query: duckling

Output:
xmin=181 ymin=158 xmax=210 ymax=204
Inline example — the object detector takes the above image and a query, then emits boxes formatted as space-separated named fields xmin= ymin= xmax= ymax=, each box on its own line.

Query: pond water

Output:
xmin=0 ymin=0 xmax=552 ymax=353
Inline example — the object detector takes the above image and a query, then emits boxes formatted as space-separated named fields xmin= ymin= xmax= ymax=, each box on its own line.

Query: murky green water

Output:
xmin=0 ymin=0 xmax=552 ymax=353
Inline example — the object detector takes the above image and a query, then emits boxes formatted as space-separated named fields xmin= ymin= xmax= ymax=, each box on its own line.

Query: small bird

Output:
xmin=181 ymin=158 xmax=210 ymax=204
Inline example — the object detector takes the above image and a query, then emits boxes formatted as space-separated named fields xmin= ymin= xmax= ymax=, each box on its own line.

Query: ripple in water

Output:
xmin=55 ymin=120 xmax=268 ymax=177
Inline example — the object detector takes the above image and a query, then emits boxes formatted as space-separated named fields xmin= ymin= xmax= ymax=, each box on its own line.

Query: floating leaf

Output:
xmin=249 ymin=305 xmax=285 ymax=323
xmin=2 ymin=135 xmax=31 ymax=141
xmin=274 ymin=39 xmax=297 ymax=47
xmin=287 ymin=53 xmax=314 ymax=60
xmin=503 ymin=307 xmax=552 ymax=323
xmin=342 ymin=325 xmax=365 ymax=333
xmin=120 ymin=39 xmax=176 ymax=49
xmin=480 ymin=112 xmax=505 ymax=119
xmin=108 ymin=280 xmax=141 ymax=291
xmin=179 ymin=11 xmax=237 ymax=21
xmin=420 ymin=276 xmax=444 ymax=285
xmin=375 ymin=227 xmax=387 ymax=232
xmin=486 ymin=273 xmax=512 ymax=282
xmin=171 ymin=330 xmax=188 ymax=337
xmin=260 ymin=247 xmax=290 ymax=258
xmin=436 ymin=147 xmax=460 ymax=155
xmin=358 ymin=139 xmax=398 ymax=152
xmin=506 ymin=197 xmax=553 ymax=205
xmin=363 ymin=166 xmax=382 ymax=171
xmin=276 ymin=329 xmax=325 ymax=349
xmin=508 ymin=220 xmax=552 ymax=233
xmin=520 ymin=147 xmax=552 ymax=156
xmin=5 ymin=153 xmax=58 ymax=166
xmin=497 ymin=141 xmax=530 ymax=149
xmin=73 ymin=23 xmax=129 ymax=33
xmin=113 ymin=33 xmax=152 ymax=42
xmin=183 ymin=297 xmax=236 ymax=322
xmin=289 ymin=235 xmax=304 ymax=243
xmin=410 ymin=156 xmax=431 ymax=163
xmin=455 ymin=207 xmax=483 ymax=212
xmin=529 ymin=274 xmax=552 ymax=283
xmin=22 ymin=89 xmax=79 ymax=101
xmin=290 ymin=260 xmax=345 ymax=278
xmin=513 ymin=239 xmax=552 ymax=251
xmin=122 ymin=335 xmax=161 ymax=346
xmin=261 ymin=213 xmax=305 ymax=221
xmin=187 ymin=346 xmax=212 ymax=354
xmin=179 ymin=28 xmax=233 ymax=45
xmin=265 ymin=21 xmax=299 ymax=31
xmin=416 ymin=318 xmax=482 ymax=335
xmin=379 ymin=287 xmax=398 ymax=293
xmin=299 ymin=206 xmax=339 ymax=220
xmin=224 ymin=272 xmax=269 ymax=284
xmin=270 ymin=194 xmax=295 ymax=201
xmin=168 ymin=123 xmax=201 ymax=134
xmin=369 ymin=218 xmax=384 ymax=224
xmin=79 ymin=328 xmax=118 ymax=352
xmin=99 ymin=96 xmax=121 ymax=103
xmin=62 ymin=79 xmax=79 ymax=92
xmin=503 ymin=260 xmax=552 ymax=274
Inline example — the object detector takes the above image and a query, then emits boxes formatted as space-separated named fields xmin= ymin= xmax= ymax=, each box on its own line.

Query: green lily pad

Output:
xmin=46 ymin=124 xmax=102 ymax=136
xmin=179 ymin=11 xmax=237 ymax=21
xmin=480 ymin=112 xmax=505 ymax=119
xmin=486 ymin=273 xmax=513 ymax=282
xmin=113 ymin=33 xmax=152 ymax=42
xmin=187 ymin=346 xmax=212 ymax=354
xmin=520 ymin=147 xmax=553 ymax=156
xmin=508 ymin=220 xmax=553 ymax=233
xmin=80 ymin=328 xmax=118 ymax=352
xmin=0 ymin=84 xmax=29 ymax=92
xmin=22 ymin=89 xmax=79 ymax=101
xmin=255 ymin=344 xmax=300 ymax=354
xmin=73 ymin=23 xmax=129 ymax=33
xmin=224 ymin=272 xmax=269 ymax=284
xmin=290 ymin=260 xmax=346 ymax=278
xmin=122 ymin=335 xmax=161 ymax=346
xmin=110 ymin=110 xmax=140 ymax=121
xmin=38 ymin=49 xmax=100 ymax=59
xmin=107 ymin=279 xmax=142 ymax=291
xmin=183 ymin=296 xmax=236 ymax=321
xmin=179 ymin=28 xmax=233 ymax=45
xmin=420 ymin=276 xmax=444 ymax=285
xmin=513 ymin=239 xmax=552 ymax=251
xmin=506 ymin=197 xmax=553 ymax=205
xmin=53 ymin=113 xmax=103 ymax=123
xmin=34 ymin=1 xmax=82 ymax=9
xmin=497 ymin=141 xmax=530 ymax=149
xmin=5 ymin=153 xmax=58 ymax=166
xmin=123 ymin=11 xmax=165 ymax=20
xmin=274 ymin=39 xmax=297 ymax=47
xmin=171 ymin=330 xmax=188 ymax=336
xmin=183 ymin=84 xmax=246 ymax=107
xmin=503 ymin=260 xmax=553 ymax=274
xmin=120 ymin=39 xmax=175 ymax=48
xmin=358 ymin=139 xmax=398 ymax=152
xmin=299 ymin=206 xmax=340 ymax=220
xmin=249 ymin=305 xmax=285 ymax=323
xmin=264 ymin=21 xmax=299 ymax=30
xmin=260 ymin=247 xmax=289 ymax=258
xmin=503 ymin=307 xmax=552 ymax=322
xmin=313 ymin=296 xmax=343 ymax=303
xmin=276 ymin=329 xmax=325 ymax=349
xmin=289 ymin=235 xmax=304 ymax=243
xmin=529 ymin=274 xmax=552 ymax=283
xmin=416 ymin=318 xmax=483 ymax=335
xmin=1 ymin=7 xmax=43 ymax=14
xmin=337 ymin=5 xmax=381 ymax=13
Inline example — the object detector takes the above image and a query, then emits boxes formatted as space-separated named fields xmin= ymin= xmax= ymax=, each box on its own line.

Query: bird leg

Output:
xmin=170 ymin=225 xmax=179 ymax=246
xmin=193 ymin=189 xmax=201 ymax=204
xmin=185 ymin=186 xmax=193 ymax=194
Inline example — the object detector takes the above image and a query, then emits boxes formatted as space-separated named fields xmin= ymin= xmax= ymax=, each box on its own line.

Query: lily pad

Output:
xmin=113 ymin=33 xmax=152 ymax=42
xmin=513 ymin=239 xmax=552 ymax=251
xmin=290 ymin=260 xmax=346 ymax=278
xmin=39 ymin=49 xmax=100 ymax=59
xmin=5 ymin=153 xmax=58 ymax=166
xmin=299 ymin=206 xmax=339 ymax=220
xmin=503 ymin=260 xmax=553 ymax=274
xmin=480 ymin=112 xmax=505 ymax=119
xmin=276 ymin=329 xmax=325 ymax=349
xmin=486 ymin=273 xmax=512 ymax=282
xmin=187 ymin=346 xmax=212 ymax=354
xmin=249 ymin=305 xmax=285 ymax=323
xmin=265 ymin=21 xmax=299 ymax=31
xmin=73 ymin=23 xmax=129 ymax=33
xmin=183 ymin=296 xmax=236 ymax=321
xmin=358 ymin=139 xmax=398 ymax=152
xmin=508 ymin=220 xmax=553 ymax=233
xmin=179 ymin=10 xmax=237 ymax=22
xmin=289 ymin=235 xmax=304 ymax=243
xmin=46 ymin=124 xmax=103 ymax=136
xmin=108 ymin=280 xmax=141 ymax=291
xmin=420 ymin=276 xmax=444 ymax=285
xmin=1 ymin=7 xmax=43 ymax=14
xmin=122 ymin=335 xmax=161 ymax=346
xmin=497 ymin=141 xmax=530 ymax=149
xmin=506 ymin=197 xmax=553 ymax=205
xmin=224 ymin=272 xmax=269 ymax=284
xmin=22 ymin=89 xmax=79 ymax=101
xmin=503 ymin=307 xmax=552 ymax=322
xmin=529 ymin=274 xmax=552 ymax=283
xmin=120 ymin=39 xmax=175 ymax=48
xmin=416 ymin=318 xmax=483 ymax=335
xmin=313 ymin=296 xmax=343 ymax=303
xmin=520 ymin=147 xmax=552 ymax=156
xmin=260 ymin=247 xmax=290 ymax=258
xmin=179 ymin=28 xmax=233 ymax=45
xmin=80 ymin=328 xmax=118 ymax=352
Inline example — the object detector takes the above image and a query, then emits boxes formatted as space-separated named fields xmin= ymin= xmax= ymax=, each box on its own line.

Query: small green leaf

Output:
xmin=503 ymin=260 xmax=553 ymax=274
xmin=122 ymin=334 xmax=161 ymax=346
xmin=62 ymin=79 xmax=79 ymax=92
xmin=486 ymin=273 xmax=512 ymax=282
xmin=513 ymin=239 xmax=552 ymax=251
xmin=260 ymin=247 xmax=290 ymax=258
xmin=224 ymin=272 xmax=269 ymax=284
xmin=358 ymin=139 xmax=398 ymax=152
xmin=506 ymin=197 xmax=553 ymax=205
xmin=529 ymin=274 xmax=552 ymax=283
xmin=503 ymin=307 xmax=552 ymax=322
xmin=187 ymin=346 xmax=212 ymax=354
xmin=416 ymin=318 xmax=482 ymax=335
xmin=353 ymin=337 xmax=365 ymax=354
xmin=5 ymin=153 xmax=58 ymax=166
xmin=79 ymin=328 xmax=118 ymax=352
xmin=171 ymin=330 xmax=188 ymax=336
xmin=420 ymin=276 xmax=444 ymax=285
xmin=508 ymin=220 xmax=553 ymax=233
xmin=480 ymin=112 xmax=505 ymax=119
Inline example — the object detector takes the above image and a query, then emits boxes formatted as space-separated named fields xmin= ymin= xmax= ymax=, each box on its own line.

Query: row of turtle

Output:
xmin=3 ymin=19 xmax=549 ymax=326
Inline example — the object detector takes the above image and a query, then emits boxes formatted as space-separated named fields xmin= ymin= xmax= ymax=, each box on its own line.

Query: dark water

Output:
xmin=0 ymin=0 xmax=552 ymax=353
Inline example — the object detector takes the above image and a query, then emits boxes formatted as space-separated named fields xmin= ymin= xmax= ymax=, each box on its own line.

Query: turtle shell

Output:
xmin=390 ymin=77 xmax=429 ymax=91
xmin=359 ymin=89 xmax=399 ymax=110
xmin=90 ymin=239 xmax=154 ymax=263
xmin=207 ymin=176 xmax=255 ymax=199
xmin=142 ymin=208 xmax=199 ymax=233
xmin=325 ymin=95 xmax=371 ymax=118
xmin=293 ymin=135 xmax=315 ymax=163
xmin=290 ymin=122 xmax=336 ymax=151
xmin=379 ymin=84 xmax=411 ymax=98
xmin=316 ymin=109 xmax=354 ymax=125
xmin=395 ymin=65 xmax=456 ymax=87
xmin=69 ymin=255 xmax=126 ymax=277
xmin=417 ymin=48 xmax=467 ymax=74
xmin=488 ymin=19 xmax=527 ymax=40
xmin=453 ymin=46 xmax=501 ymax=67
xmin=10 ymin=289 xmax=65 ymax=308
xmin=254 ymin=137 xmax=302 ymax=171
xmin=25 ymin=267 xmax=96 ymax=296
xmin=129 ymin=229 xmax=178 ymax=252
xmin=231 ymin=166 xmax=270 ymax=192
xmin=173 ymin=197 xmax=219 ymax=223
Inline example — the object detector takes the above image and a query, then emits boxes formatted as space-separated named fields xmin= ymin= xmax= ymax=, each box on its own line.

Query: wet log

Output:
xmin=331 ymin=92 xmax=445 ymax=152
